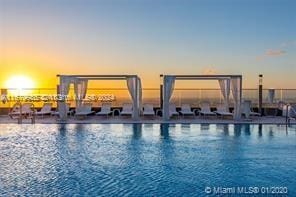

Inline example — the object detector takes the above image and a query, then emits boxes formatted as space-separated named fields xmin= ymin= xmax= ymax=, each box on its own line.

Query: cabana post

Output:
xmin=57 ymin=74 xmax=142 ymax=121
xmin=162 ymin=75 xmax=243 ymax=120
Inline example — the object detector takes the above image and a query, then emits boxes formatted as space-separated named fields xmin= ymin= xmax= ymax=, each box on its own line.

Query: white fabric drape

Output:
xmin=242 ymin=100 xmax=251 ymax=119
xmin=268 ymin=89 xmax=275 ymax=103
xmin=218 ymin=79 xmax=230 ymax=109
xmin=163 ymin=76 xmax=175 ymax=120
xmin=58 ymin=76 xmax=72 ymax=120
xmin=127 ymin=76 xmax=140 ymax=119
xmin=231 ymin=77 xmax=241 ymax=120
xmin=282 ymin=104 xmax=289 ymax=117
xmin=74 ymin=79 xmax=88 ymax=108
xmin=137 ymin=77 xmax=142 ymax=116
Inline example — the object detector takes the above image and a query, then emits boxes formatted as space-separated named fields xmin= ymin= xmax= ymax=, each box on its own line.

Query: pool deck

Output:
xmin=0 ymin=115 xmax=295 ymax=124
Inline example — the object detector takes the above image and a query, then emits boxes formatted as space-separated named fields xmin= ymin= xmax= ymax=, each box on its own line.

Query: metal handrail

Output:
xmin=2 ymin=88 xmax=296 ymax=109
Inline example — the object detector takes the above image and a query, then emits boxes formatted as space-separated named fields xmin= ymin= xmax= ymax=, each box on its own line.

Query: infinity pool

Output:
xmin=0 ymin=124 xmax=295 ymax=196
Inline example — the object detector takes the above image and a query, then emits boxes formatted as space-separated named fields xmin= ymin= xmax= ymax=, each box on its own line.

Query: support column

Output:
xmin=258 ymin=74 xmax=263 ymax=115
xmin=56 ymin=84 xmax=60 ymax=115
xmin=160 ymin=74 xmax=163 ymax=111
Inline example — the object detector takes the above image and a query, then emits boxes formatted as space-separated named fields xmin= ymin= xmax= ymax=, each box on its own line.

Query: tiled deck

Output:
xmin=0 ymin=115 xmax=295 ymax=124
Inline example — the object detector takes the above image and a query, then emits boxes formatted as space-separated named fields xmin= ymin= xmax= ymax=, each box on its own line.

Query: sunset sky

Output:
xmin=0 ymin=0 xmax=295 ymax=88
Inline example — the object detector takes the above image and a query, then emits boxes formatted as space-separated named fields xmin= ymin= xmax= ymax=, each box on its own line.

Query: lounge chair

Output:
xmin=169 ymin=103 xmax=179 ymax=118
xmin=96 ymin=103 xmax=113 ymax=117
xmin=9 ymin=103 xmax=34 ymax=119
xmin=198 ymin=102 xmax=216 ymax=116
xmin=52 ymin=103 xmax=72 ymax=116
xmin=35 ymin=103 xmax=52 ymax=117
xmin=287 ymin=104 xmax=296 ymax=122
xmin=75 ymin=103 xmax=95 ymax=117
xmin=142 ymin=103 xmax=155 ymax=116
xmin=281 ymin=103 xmax=289 ymax=117
xmin=241 ymin=100 xmax=260 ymax=118
xmin=281 ymin=104 xmax=296 ymax=123
xmin=9 ymin=103 xmax=21 ymax=118
xmin=214 ymin=103 xmax=233 ymax=118
xmin=119 ymin=103 xmax=133 ymax=116
xmin=179 ymin=104 xmax=195 ymax=117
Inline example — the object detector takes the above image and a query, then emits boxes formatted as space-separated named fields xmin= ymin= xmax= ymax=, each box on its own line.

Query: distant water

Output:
xmin=0 ymin=124 xmax=295 ymax=196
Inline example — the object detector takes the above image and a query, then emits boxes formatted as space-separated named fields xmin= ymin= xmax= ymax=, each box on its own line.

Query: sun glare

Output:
xmin=5 ymin=75 xmax=35 ymax=90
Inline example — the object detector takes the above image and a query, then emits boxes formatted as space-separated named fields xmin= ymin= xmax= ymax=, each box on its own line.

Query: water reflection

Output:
xmin=56 ymin=124 xmax=68 ymax=151
xmin=201 ymin=124 xmax=210 ymax=131
xmin=268 ymin=126 xmax=274 ymax=138
xmin=242 ymin=124 xmax=251 ymax=136
xmin=285 ymin=124 xmax=296 ymax=135
xmin=233 ymin=124 xmax=252 ymax=136
xmin=217 ymin=124 xmax=229 ymax=136
xmin=143 ymin=124 xmax=153 ymax=130
xmin=58 ymin=124 xmax=67 ymax=136
xmin=234 ymin=124 xmax=241 ymax=137
xmin=287 ymin=124 xmax=296 ymax=132
xmin=181 ymin=123 xmax=191 ymax=129
xmin=73 ymin=124 xmax=88 ymax=152
xmin=158 ymin=124 xmax=175 ymax=171
xmin=160 ymin=124 xmax=169 ymax=139
xmin=74 ymin=124 xmax=86 ymax=136
xmin=258 ymin=124 xmax=263 ymax=137
xmin=128 ymin=124 xmax=143 ymax=163
xmin=132 ymin=124 xmax=142 ymax=139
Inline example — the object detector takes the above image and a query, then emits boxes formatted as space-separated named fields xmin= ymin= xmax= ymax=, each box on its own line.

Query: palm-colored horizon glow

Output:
xmin=0 ymin=0 xmax=295 ymax=88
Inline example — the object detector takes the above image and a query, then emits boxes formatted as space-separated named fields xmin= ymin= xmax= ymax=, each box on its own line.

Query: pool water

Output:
xmin=0 ymin=124 xmax=295 ymax=196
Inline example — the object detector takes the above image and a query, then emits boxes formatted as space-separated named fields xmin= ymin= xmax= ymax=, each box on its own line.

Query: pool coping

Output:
xmin=0 ymin=115 xmax=295 ymax=125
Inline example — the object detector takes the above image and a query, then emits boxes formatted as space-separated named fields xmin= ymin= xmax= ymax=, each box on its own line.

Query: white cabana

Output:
xmin=162 ymin=75 xmax=243 ymax=120
xmin=57 ymin=75 xmax=142 ymax=121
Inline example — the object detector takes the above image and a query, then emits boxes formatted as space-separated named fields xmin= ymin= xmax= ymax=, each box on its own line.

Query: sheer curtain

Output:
xmin=127 ymin=76 xmax=139 ymax=119
xmin=58 ymin=76 xmax=72 ymax=120
xmin=163 ymin=76 xmax=175 ymax=120
xmin=231 ymin=77 xmax=241 ymax=120
xmin=218 ymin=79 xmax=230 ymax=109
xmin=137 ymin=77 xmax=142 ymax=116
xmin=74 ymin=79 xmax=88 ymax=108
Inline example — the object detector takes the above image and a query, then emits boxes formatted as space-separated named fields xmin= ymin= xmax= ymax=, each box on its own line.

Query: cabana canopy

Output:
xmin=162 ymin=75 xmax=243 ymax=120
xmin=57 ymin=75 xmax=142 ymax=120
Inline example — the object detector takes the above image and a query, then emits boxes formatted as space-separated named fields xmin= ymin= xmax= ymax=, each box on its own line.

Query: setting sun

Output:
xmin=5 ymin=75 xmax=35 ymax=89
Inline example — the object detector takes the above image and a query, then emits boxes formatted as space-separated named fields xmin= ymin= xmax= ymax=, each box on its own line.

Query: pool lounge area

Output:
xmin=2 ymin=74 xmax=296 ymax=125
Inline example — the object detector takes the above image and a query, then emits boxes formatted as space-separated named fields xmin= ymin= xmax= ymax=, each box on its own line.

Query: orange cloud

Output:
xmin=256 ymin=48 xmax=287 ymax=61
xmin=256 ymin=40 xmax=295 ymax=61
xmin=265 ymin=49 xmax=286 ymax=57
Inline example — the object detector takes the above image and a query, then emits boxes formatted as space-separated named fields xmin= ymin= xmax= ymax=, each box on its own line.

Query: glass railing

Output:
xmin=1 ymin=88 xmax=296 ymax=108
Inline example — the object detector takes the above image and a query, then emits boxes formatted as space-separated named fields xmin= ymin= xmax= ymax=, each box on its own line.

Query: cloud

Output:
xmin=256 ymin=40 xmax=295 ymax=61
xmin=265 ymin=49 xmax=286 ymax=57
xmin=256 ymin=48 xmax=287 ymax=61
